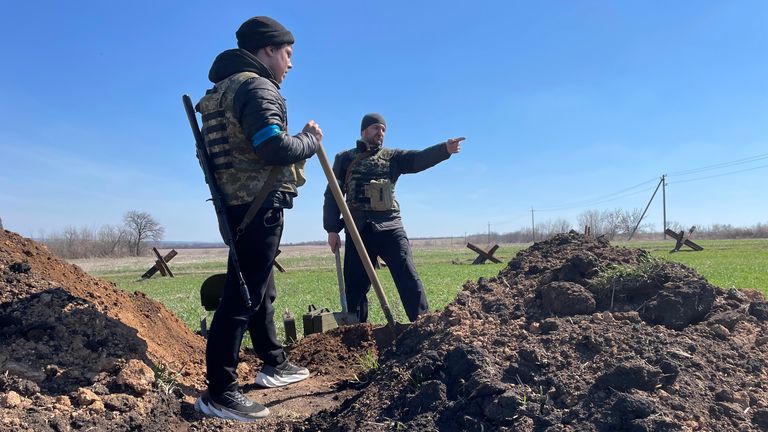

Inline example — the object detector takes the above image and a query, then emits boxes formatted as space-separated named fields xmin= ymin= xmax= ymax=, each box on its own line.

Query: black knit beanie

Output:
xmin=236 ymin=16 xmax=295 ymax=53
xmin=361 ymin=113 xmax=386 ymax=131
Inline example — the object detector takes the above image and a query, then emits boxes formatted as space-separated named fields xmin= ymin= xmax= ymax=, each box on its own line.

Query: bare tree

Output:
xmin=576 ymin=208 xmax=650 ymax=240
xmin=577 ymin=210 xmax=603 ymax=237
xmin=552 ymin=218 xmax=573 ymax=235
xmin=95 ymin=224 xmax=129 ymax=257
xmin=123 ymin=211 xmax=165 ymax=256
xmin=535 ymin=218 xmax=573 ymax=240
xmin=63 ymin=226 xmax=79 ymax=258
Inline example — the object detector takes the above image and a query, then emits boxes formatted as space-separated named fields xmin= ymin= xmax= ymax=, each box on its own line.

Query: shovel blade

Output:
xmin=333 ymin=311 xmax=359 ymax=326
xmin=372 ymin=321 xmax=411 ymax=348
xmin=200 ymin=273 xmax=227 ymax=311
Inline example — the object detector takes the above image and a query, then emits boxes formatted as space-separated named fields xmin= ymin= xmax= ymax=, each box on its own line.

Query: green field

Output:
xmin=618 ymin=239 xmax=768 ymax=292
xmin=97 ymin=239 xmax=768 ymax=341
xmin=100 ymin=245 xmax=519 ymax=339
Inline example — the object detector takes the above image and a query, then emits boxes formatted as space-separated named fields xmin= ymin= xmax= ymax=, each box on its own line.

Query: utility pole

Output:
xmin=487 ymin=222 xmax=491 ymax=245
xmin=628 ymin=176 xmax=664 ymax=241
xmin=662 ymin=174 xmax=667 ymax=240
xmin=531 ymin=208 xmax=536 ymax=243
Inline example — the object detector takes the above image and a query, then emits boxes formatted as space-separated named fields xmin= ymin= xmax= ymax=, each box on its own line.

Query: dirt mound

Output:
xmin=303 ymin=232 xmax=768 ymax=431
xmin=0 ymin=230 xmax=205 ymax=430
xmin=5 ymin=228 xmax=768 ymax=431
xmin=0 ymin=229 xmax=380 ymax=431
xmin=0 ymin=230 xmax=206 ymax=386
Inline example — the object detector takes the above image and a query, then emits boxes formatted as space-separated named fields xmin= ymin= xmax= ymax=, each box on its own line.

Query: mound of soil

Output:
xmin=0 ymin=230 xmax=376 ymax=431
xmin=303 ymin=232 xmax=768 ymax=431
xmin=4 ymin=227 xmax=768 ymax=431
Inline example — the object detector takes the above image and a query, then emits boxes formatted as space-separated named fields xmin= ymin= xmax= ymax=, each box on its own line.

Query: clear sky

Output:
xmin=1 ymin=1 xmax=766 ymax=243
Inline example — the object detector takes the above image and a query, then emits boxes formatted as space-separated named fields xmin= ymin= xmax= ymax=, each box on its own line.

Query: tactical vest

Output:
xmin=197 ymin=72 xmax=305 ymax=206
xmin=344 ymin=147 xmax=399 ymax=212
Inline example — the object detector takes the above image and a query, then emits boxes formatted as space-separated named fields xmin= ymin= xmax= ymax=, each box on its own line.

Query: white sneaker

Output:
xmin=255 ymin=360 xmax=310 ymax=388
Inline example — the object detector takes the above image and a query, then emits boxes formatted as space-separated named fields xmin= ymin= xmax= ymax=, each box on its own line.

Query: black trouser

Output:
xmin=205 ymin=205 xmax=287 ymax=395
xmin=344 ymin=225 xmax=429 ymax=323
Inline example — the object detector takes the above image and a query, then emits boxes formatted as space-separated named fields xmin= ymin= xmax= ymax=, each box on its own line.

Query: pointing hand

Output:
xmin=446 ymin=137 xmax=466 ymax=154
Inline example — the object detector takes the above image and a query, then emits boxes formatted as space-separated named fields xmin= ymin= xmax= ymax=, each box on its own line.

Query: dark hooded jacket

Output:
xmin=206 ymin=48 xmax=317 ymax=208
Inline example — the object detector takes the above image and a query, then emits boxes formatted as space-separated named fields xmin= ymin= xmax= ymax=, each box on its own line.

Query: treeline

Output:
xmin=464 ymin=208 xmax=768 ymax=244
xmin=34 ymin=207 xmax=768 ymax=259
xmin=670 ymin=222 xmax=768 ymax=240
xmin=41 ymin=211 xmax=165 ymax=259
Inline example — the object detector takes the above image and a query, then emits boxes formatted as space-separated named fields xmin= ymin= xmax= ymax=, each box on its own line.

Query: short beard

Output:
xmin=364 ymin=138 xmax=383 ymax=150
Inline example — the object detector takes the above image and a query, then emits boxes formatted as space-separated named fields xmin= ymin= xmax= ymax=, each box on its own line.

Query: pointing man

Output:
xmin=323 ymin=113 xmax=464 ymax=323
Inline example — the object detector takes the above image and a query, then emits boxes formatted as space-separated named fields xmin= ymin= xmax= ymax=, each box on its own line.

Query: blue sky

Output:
xmin=1 ymin=1 xmax=766 ymax=243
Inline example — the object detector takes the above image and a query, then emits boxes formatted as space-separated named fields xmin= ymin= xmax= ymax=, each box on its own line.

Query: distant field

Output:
xmin=83 ymin=238 xmax=767 ymax=340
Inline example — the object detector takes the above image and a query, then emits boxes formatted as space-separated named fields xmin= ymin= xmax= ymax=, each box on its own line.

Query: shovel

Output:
xmin=315 ymin=142 xmax=408 ymax=338
xmin=329 ymin=248 xmax=358 ymax=325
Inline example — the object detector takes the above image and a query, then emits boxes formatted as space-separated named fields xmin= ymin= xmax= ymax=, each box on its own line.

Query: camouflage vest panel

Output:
xmin=345 ymin=148 xmax=399 ymax=212
xmin=197 ymin=72 xmax=306 ymax=206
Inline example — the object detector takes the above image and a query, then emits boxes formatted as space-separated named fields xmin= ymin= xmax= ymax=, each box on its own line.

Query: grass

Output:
xmin=590 ymin=255 xmax=667 ymax=291
xmin=93 ymin=239 xmax=768 ymax=342
xmin=615 ymin=239 xmax=768 ymax=292
xmin=98 ymin=245 xmax=523 ymax=341
xmin=351 ymin=349 xmax=381 ymax=384
xmin=153 ymin=363 xmax=183 ymax=397
xmin=355 ymin=350 xmax=380 ymax=371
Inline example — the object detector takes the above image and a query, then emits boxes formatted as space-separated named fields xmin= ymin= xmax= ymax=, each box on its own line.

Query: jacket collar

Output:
xmin=208 ymin=48 xmax=279 ymax=88
xmin=356 ymin=139 xmax=382 ymax=153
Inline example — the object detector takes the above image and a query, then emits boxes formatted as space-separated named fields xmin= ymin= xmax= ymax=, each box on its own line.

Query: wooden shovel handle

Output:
xmin=316 ymin=143 xmax=397 ymax=327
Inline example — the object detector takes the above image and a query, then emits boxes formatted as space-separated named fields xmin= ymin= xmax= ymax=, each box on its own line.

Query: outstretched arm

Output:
xmin=397 ymin=136 xmax=466 ymax=174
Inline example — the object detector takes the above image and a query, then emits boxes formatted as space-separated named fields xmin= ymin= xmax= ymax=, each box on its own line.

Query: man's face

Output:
xmin=265 ymin=44 xmax=293 ymax=84
xmin=362 ymin=123 xmax=386 ymax=148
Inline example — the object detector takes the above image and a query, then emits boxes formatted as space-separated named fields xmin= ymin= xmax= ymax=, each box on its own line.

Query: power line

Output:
xmin=669 ymin=163 xmax=768 ymax=185
xmin=536 ymin=178 xmax=658 ymax=212
xmin=668 ymin=152 xmax=768 ymax=177
xmin=487 ymin=150 xmax=768 ymax=233
xmin=534 ymin=151 xmax=768 ymax=213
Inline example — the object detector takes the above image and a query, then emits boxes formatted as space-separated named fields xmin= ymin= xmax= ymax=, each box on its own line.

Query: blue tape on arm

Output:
xmin=251 ymin=125 xmax=282 ymax=148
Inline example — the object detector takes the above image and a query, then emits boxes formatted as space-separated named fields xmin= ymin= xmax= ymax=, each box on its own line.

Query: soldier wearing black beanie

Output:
xmin=360 ymin=113 xmax=386 ymax=132
xmin=236 ymin=16 xmax=295 ymax=53
xmin=323 ymin=113 xmax=466 ymax=325
xmin=195 ymin=15 xmax=321 ymax=423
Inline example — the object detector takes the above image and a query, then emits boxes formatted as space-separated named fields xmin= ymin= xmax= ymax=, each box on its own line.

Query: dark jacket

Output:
xmin=323 ymin=140 xmax=451 ymax=233
xmin=207 ymin=48 xmax=317 ymax=207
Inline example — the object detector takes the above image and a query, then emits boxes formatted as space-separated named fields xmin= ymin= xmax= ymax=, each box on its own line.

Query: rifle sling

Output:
xmin=235 ymin=167 xmax=281 ymax=239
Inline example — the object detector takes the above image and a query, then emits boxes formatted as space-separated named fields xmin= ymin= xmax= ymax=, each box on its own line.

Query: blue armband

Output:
xmin=251 ymin=124 xmax=282 ymax=148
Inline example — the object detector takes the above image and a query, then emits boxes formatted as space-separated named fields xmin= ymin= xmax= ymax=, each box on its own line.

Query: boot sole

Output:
xmin=254 ymin=371 xmax=310 ymax=388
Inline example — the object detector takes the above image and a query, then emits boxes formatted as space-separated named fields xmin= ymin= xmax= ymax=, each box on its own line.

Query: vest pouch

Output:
xmin=292 ymin=159 xmax=307 ymax=187
xmin=364 ymin=179 xmax=394 ymax=211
